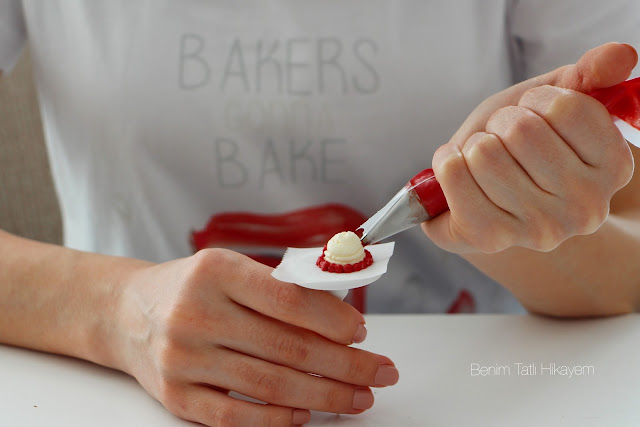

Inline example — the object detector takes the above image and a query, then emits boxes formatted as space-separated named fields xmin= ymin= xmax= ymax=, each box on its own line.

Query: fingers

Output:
xmin=428 ymin=140 xmax=520 ymax=253
xmin=216 ymin=307 xmax=398 ymax=388
xmin=518 ymin=85 xmax=633 ymax=190
xmin=168 ymin=384 xmax=311 ymax=427
xmin=460 ymin=131 xmax=546 ymax=217
xmin=427 ymin=81 xmax=632 ymax=253
xmin=136 ymin=251 xmax=399 ymax=426
xmin=215 ymin=251 xmax=366 ymax=345
xmin=483 ymin=104 xmax=584 ymax=196
xmin=186 ymin=346 xmax=376 ymax=415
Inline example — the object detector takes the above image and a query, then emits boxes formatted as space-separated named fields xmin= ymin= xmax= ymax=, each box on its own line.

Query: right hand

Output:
xmin=113 ymin=248 xmax=399 ymax=426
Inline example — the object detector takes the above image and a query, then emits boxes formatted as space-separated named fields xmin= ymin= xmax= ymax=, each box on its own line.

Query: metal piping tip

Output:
xmin=357 ymin=186 xmax=431 ymax=246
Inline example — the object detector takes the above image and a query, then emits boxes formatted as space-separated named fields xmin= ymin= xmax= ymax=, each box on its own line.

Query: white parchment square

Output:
xmin=271 ymin=242 xmax=395 ymax=291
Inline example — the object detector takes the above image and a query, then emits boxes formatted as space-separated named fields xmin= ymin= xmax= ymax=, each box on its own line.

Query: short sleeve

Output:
xmin=508 ymin=0 xmax=640 ymax=81
xmin=0 ymin=0 xmax=26 ymax=72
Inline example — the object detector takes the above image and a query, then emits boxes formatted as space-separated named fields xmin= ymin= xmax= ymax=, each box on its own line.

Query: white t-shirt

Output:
xmin=2 ymin=0 xmax=640 ymax=313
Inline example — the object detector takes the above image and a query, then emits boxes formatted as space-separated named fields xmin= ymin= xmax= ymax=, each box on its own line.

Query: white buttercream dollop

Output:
xmin=323 ymin=231 xmax=366 ymax=265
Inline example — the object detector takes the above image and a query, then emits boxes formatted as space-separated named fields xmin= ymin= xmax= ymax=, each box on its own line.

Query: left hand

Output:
xmin=423 ymin=43 xmax=637 ymax=253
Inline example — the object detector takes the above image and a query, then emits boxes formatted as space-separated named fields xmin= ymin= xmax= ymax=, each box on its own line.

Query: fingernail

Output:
xmin=292 ymin=409 xmax=311 ymax=425
xmin=375 ymin=365 xmax=399 ymax=386
xmin=352 ymin=388 xmax=374 ymax=410
xmin=351 ymin=323 xmax=367 ymax=344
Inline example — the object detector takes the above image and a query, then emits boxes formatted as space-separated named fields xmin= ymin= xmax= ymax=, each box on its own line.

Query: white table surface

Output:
xmin=2 ymin=314 xmax=640 ymax=426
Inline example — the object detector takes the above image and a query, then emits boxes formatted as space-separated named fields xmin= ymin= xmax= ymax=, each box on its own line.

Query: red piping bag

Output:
xmin=590 ymin=77 xmax=640 ymax=147
xmin=357 ymin=77 xmax=640 ymax=245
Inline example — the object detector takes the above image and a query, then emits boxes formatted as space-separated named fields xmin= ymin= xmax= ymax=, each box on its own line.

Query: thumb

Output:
xmin=544 ymin=42 xmax=638 ymax=93
xmin=449 ymin=43 xmax=638 ymax=142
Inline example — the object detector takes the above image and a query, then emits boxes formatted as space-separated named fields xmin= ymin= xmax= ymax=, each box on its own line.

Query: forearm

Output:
xmin=0 ymin=229 xmax=151 ymax=369
xmin=464 ymin=211 xmax=640 ymax=317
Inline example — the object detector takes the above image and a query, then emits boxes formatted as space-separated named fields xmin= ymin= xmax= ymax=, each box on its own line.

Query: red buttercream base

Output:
xmin=316 ymin=246 xmax=373 ymax=273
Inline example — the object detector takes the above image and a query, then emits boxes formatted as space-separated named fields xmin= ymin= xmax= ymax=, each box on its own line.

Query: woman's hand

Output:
xmin=423 ymin=43 xmax=637 ymax=254
xmin=114 ymin=248 xmax=398 ymax=426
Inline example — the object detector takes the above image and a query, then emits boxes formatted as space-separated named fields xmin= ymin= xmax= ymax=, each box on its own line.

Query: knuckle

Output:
xmin=273 ymin=284 xmax=305 ymax=316
xmin=319 ymin=386 xmax=341 ymax=410
xmin=189 ymin=248 xmax=236 ymax=278
xmin=267 ymin=413 xmax=293 ymax=427
xmin=232 ymin=360 xmax=288 ymax=403
xmin=464 ymin=134 xmax=500 ymax=163
xmin=254 ymin=372 xmax=287 ymax=402
xmin=488 ymin=106 xmax=533 ymax=141
xmin=274 ymin=333 xmax=310 ymax=366
xmin=211 ymin=402 xmax=241 ymax=427
xmin=346 ymin=355 xmax=374 ymax=383
xmin=608 ymin=145 xmax=634 ymax=189
xmin=521 ymin=85 xmax=555 ymax=103
xmin=568 ymin=197 xmax=609 ymax=235
xmin=506 ymin=109 xmax=537 ymax=140
xmin=528 ymin=217 xmax=565 ymax=252
xmin=433 ymin=144 xmax=464 ymax=180
xmin=618 ymin=158 xmax=634 ymax=188
xmin=547 ymin=89 xmax=584 ymax=120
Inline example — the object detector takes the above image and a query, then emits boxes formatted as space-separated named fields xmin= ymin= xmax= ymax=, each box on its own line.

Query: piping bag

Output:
xmin=272 ymin=77 xmax=640 ymax=300
xmin=357 ymin=77 xmax=640 ymax=245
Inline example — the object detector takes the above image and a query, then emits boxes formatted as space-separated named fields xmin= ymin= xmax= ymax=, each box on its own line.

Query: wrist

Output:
xmin=82 ymin=255 xmax=154 ymax=374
